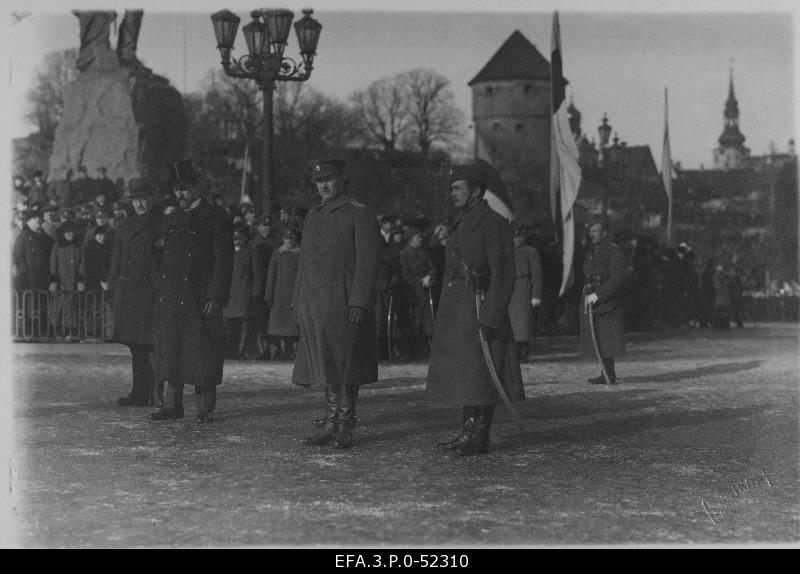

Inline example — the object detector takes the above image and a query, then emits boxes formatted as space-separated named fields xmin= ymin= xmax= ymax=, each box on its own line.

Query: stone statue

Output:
xmin=117 ymin=10 xmax=147 ymax=69
xmin=73 ymin=11 xmax=118 ymax=72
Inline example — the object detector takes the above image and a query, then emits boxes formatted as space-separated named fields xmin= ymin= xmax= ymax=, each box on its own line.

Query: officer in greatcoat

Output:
xmin=580 ymin=218 xmax=632 ymax=384
xmin=291 ymin=158 xmax=381 ymax=449
xmin=397 ymin=227 xmax=436 ymax=359
xmin=426 ymin=164 xmax=524 ymax=456
xmin=508 ymin=225 xmax=543 ymax=361
xmin=105 ymin=178 xmax=163 ymax=405
xmin=149 ymin=159 xmax=234 ymax=423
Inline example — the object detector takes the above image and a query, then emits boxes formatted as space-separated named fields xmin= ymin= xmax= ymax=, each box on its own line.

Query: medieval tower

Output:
xmin=713 ymin=68 xmax=750 ymax=169
xmin=470 ymin=31 xmax=553 ymax=222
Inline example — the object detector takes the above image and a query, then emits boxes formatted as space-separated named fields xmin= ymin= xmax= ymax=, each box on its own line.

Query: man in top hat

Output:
xmin=291 ymin=158 xmax=381 ymax=449
xmin=580 ymin=217 xmax=631 ymax=385
xmin=105 ymin=177 xmax=163 ymax=406
xmin=426 ymin=163 xmax=524 ymax=456
xmin=149 ymin=159 xmax=234 ymax=423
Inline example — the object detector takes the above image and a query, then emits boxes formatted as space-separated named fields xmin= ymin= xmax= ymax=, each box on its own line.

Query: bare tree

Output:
xmin=397 ymin=69 xmax=465 ymax=157
xmin=349 ymin=77 xmax=408 ymax=152
xmin=26 ymin=49 xmax=79 ymax=141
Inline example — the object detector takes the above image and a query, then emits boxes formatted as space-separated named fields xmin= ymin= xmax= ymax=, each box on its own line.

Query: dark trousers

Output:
xmin=129 ymin=343 xmax=155 ymax=400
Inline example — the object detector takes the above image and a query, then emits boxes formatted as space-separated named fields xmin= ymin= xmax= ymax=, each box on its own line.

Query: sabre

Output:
xmin=586 ymin=298 xmax=613 ymax=385
xmin=386 ymin=292 xmax=394 ymax=361
xmin=428 ymin=287 xmax=436 ymax=321
xmin=474 ymin=291 xmax=525 ymax=430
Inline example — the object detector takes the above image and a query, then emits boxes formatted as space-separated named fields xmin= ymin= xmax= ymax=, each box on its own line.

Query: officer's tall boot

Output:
xmin=151 ymin=380 xmax=165 ymax=408
xmin=603 ymin=357 xmax=617 ymax=384
xmin=304 ymin=386 xmax=338 ymax=445
xmin=457 ymin=405 xmax=495 ymax=456
xmin=237 ymin=323 xmax=248 ymax=359
xmin=437 ymin=406 xmax=478 ymax=451
xmin=333 ymin=384 xmax=358 ymax=449
xmin=149 ymin=381 xmax=184 ymax=420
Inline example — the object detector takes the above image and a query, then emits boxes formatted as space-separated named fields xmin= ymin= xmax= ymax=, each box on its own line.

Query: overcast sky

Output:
xmin=2 ymin=0 xmax=798 ymax=169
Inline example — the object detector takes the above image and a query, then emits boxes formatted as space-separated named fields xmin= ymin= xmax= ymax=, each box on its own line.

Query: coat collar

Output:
xmin=452 ymin=199 xmax=492 ymax=233
xmin=316 ymin=193 xmax=350 ymax=213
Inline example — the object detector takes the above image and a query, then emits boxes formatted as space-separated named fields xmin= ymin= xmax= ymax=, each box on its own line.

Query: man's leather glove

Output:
xmin=348 ymin=306 xmax=366 ymax=324
xmin=203 ymin=299 xmax=221 ymax=318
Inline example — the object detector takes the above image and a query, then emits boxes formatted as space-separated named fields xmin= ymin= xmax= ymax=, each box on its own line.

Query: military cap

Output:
xmin=94 ymin=209 xmax=110 ymax=220
xmin=77 ymin=204 xmax=93 ymax=215
xmin=404 ymin=226 xmax=423 ymax=242
xmin=112 ymin=201 xmax=127 ymax=211
xmin=256 ymin=215 xmax=273 ymax=227
xmin=512 ymin=224 xmax=530 ymax=236
xmin=167 ymin=158 xmax=200 ymax=185
xmin=22 ymin=208 xmax=41 ymax=222
xmin=92 ymin=225 xmax=109 ymax=236
xmin=233 ymin=226 xmax=250 ymax=240
xmin=586 ymin=215 xmax=609 ymax=231
xmin=308 ymin=158 xmax=346 ymax=181
xmin=128 ymin=177 xmax=156 ymax=198
xmin=448 ymin=163 xmax=487 ymax=187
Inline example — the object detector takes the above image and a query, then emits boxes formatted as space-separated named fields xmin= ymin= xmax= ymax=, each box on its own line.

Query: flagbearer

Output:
xmin=580 ymin=218 xmax=631 ymax=384
xmin=426 ymin=164 xmax=524 ymax=456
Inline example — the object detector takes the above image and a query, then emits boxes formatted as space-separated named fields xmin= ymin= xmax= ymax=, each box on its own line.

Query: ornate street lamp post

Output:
xmin=211 ymin=8 xmax=322 ymax=213
xmin=595 ymin=113 xmax=627 ymax=218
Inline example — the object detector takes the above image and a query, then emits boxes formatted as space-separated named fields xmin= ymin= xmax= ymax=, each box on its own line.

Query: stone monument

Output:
xmin=48 ymin=10 xmax=188 ymax=193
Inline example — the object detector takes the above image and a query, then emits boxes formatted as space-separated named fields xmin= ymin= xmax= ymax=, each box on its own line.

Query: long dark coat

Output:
xmin=580 ymin=237 xmax=631 ymax=358
xmin=223 ymin=246 xmax=255 ymax=319
xmin=80 ymin=238 xmax=113 ymax=291
xmin=398 ymin=245 xmax=436 ymax=337
xmin=106 ymin=209 xmax=163 ymax=345
xmin=374 ymin=237 xmax=400 ymax=339
xmin=266 ymin=246 xmax=301 ymax=337
xmin=153 ymin=200 xmax=234 ymax=388
xmin=508 ymin=244 xmax=543 ymax=343
xmin=50 ymin=236 xmax=82 ymax=292
xmin=426 ymin=200 xmax=525 ymax=407
xmin=291 ymin=194 xmax=380 ymax=389
xmin=13 ymin=227 xmax=54 ymax=290
xmin=249 ymin=234 xmax=275 ymax=329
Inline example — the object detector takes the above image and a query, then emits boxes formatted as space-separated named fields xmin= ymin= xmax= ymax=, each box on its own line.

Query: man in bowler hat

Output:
xmin=426 ymin=164 xmax=524 ymax=456
xmin=149 ymin=159 xmax=234 ymax=423
xmin=105 ymin=178 xmax=163 ymax=406
xmin=291 ymin=158 xmax=381 ymax=449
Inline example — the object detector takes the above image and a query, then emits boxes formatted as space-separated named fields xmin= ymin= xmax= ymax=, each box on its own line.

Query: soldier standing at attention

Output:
xmin=426 ymin=164 xmax=524 ymax=456
xmin=508 ymin=225 xmax=543 ymax=362
xmin=149 ymin=159 xmax=234 ymax=423
xmin=291 ymin=158 xmax=380 ymax=450
xmin=581 ymin=218 xmax=631 ymax=385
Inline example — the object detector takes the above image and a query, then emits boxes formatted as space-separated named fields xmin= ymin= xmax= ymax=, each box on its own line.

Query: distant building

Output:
xmin=470 ymin=31 xmax=553 ymax=222
xmin=713 ymin=68 xmax=750 ymax=169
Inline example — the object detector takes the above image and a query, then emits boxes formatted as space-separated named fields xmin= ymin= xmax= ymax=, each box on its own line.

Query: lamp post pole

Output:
xmin=597 ymin=113 xmax=612 ymax=219
xmin=211 ymin=8 xmax=322 ymax=214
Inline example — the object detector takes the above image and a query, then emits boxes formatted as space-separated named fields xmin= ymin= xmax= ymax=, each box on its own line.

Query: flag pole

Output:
xmin=662 ymin=87 xmax=674 ymax=247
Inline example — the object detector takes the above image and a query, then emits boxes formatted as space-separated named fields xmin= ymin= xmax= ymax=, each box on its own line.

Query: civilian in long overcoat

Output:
xmin=49 ymin=222 xmax=82 ymax=334
xmin=426 ymin=164 xmax=524 ymax=456
xmin=375 ymin=215 xmax=400 ymax=359
xmin=105 ymin=179 xmax=163 ymax=405
xmin=150 ymin=160 xmax=234 ymax=423
xmin=14 ymin=211 xmax=54 ymax=291
xmin=250 ymin=217 xmax=276 ymax=358
xmin=292 ymin=158 xmax=380 ymax=449
xmin=580 ymin=219 xmax=631 ymax=384
xmin=508 ymin=227 xmax=543 ymax=357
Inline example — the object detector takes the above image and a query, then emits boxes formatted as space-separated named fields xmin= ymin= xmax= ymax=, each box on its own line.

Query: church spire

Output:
xmin=718 ymin=66 xmax=745 ymax=148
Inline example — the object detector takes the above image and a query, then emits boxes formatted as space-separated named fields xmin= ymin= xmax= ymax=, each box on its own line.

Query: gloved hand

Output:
xmin=100 ymin=281 xmax=109 ymax=291
xmin=203 ymin=299 xmax=221 ymax=318
xmin=586 ymin=293 xmax=599 ymax=306
xmin=531 ymin=298 xmax=541 ymax=307
xmin=77 ymin=282 xmax=86 ymax=293
xmin=348 ymin=306 xmax=366 ymax=324
xmin=48 ymin=282 xmax=58 ymax=293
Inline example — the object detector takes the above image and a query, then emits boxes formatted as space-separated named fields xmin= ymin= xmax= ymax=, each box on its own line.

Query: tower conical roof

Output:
xmin=469 ymin=30 xmax=553 ymax=86
xmin=718 ymin=67 xmax=746 ymax=148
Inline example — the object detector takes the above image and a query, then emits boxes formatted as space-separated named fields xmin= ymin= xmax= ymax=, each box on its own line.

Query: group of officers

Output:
xmin=109 ymin=157 xmax=629 ymax=455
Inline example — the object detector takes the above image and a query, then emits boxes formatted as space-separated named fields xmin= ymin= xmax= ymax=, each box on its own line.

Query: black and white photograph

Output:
xmin=1 ymin=0 xmax=798 ymax=550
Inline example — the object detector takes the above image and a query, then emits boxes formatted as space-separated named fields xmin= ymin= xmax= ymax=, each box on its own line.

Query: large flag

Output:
xmin=476 ymin=159 xmax=515 ymax=223
xmin=662 ymin=87 xmax=674 ymax=247
xmin=550 ymin=12 xmax=582 ymax=297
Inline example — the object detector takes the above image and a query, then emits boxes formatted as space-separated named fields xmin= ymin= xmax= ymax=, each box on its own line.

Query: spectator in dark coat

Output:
xmin=223 ymin=226 xmax=257 ymax=359
xmin=265 ymin=228 xmax=301 ymax=359
xmin=14 ymin=209 xmax=53 ymax=291
xmin=72 ymin=166 xmax=95 ymax=205
xmin=105 ymin=179 xmax=163 ymax=406
xmin=28 ymin=171 xmax=48 ymax=206
xmin=508 ymin=225 xmax=543 ymax=361
xmin=375 ymin=215 xmax=400 ymax=360
xmin=79 ymin=225 xmax=114 ymax=339
xmin=713 ymin=263 xmax=731 ymax=330
xmin=150 ymin=160 xmax=234 ymax=424
xmin=49 ymin=221 xmax=82 ymax=337
xmin=250 ymin=216 xmax=276 ymax=359
xmin=93 ymin=167 xmax=119 ymax=204
xmin=728 ymin=266 xmax=745 ymax=329
xmin=47 ymin=170 xmax=74 ymax=207
xmin=398 ymin=227 xmax=436 ymax=359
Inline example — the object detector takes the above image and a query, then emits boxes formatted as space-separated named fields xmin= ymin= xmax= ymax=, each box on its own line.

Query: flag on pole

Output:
xmin=475 ymin=159 xmax=515 ymax=223
xmin=662 ymin=87 xmax=674 ymax=247
xmin=550 ymin=12 xmax=582 ymax=297
xmin=240 ymin=142 xmax=251 ymax=202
